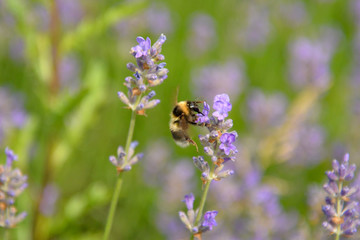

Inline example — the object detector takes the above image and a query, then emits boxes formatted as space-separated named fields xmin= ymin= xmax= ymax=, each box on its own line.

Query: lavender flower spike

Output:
xmin=0 ymin=148 xmax=27 ymax=228
xmin=322 ymin=153 xmax=360 ymax=238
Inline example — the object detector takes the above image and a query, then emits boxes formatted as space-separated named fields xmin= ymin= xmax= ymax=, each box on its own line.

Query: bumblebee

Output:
xmin=170 ymin=100 xmax=203 ymax=151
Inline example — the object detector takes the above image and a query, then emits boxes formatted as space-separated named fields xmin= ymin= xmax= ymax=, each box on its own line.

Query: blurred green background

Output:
xmin=0 ymin=0 xmax=359 ymax=239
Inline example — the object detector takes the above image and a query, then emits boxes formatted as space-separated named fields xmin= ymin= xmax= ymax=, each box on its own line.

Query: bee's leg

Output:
xmin=188 ymin=139 xmax=199 ymax=152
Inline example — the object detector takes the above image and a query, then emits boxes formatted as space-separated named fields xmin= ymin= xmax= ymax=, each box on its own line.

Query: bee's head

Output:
xmin=187 ymin=101 xmax=203 ymax=115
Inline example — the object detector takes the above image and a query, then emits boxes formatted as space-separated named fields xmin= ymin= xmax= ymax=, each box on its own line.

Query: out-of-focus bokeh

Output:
xmin=0 ymin=0 xmax=359 ymax=239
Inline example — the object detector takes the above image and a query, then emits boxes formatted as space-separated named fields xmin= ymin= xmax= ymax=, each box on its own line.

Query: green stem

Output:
xmin=124 ymin=110 xmax=137 ymax=165
xmin=103 ymin=108 xmax=138 ymax=240
xmin=194 ymin=179 xmax=212 ymax=226
xmin=103 ymin=173 xmax=124 ymax=240
xmin=335 ymin=181 xmax=343 ymax=240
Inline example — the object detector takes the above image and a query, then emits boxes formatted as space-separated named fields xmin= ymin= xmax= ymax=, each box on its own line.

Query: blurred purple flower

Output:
xmin=5 ymin=147 xmax=17 ymax=166
xmin=192 ymin=59 xmax=246 ymax=102
xmin=157 ymin=213 xmax=188 ymax=240
xmin=8 ymin=37 xmax=25 ymax=62
xmin=185 ymin=13 xmax=217 ymax=57
xmin=156 ymin=160 xmax=195 ymax=239
xmin=142 ymin=139 xmax=171 ymax=185
xmin=32 ymin=4 xmax=50 ymax=31
xmin=211 ymin=175 xmax=242 ymax=208
xmin=40 ymin=183 xmax=59 ymax=216
xmin=237 ymin=4 xmax=271 ymax=49
xmin=146 ymin=3 xmax=174 ymax=35
xmin=287 ymin=124 xmax=325 ymax=166
xmin=59 ymin=54 xmax=81 ymax=92
xmin=213 ymin=163 xmax=299 ymax=239
xmin=160 ymin=160 xmax=194 ymax=207
xmin=0 ymin=87 xmax=28 ymax=144
xmin=246 ymin=89 xmax=287 ymax=130
xmin=278 ymin=1 xmax=308 ymax=27
xmin=56 ymin=0 xmax=83 ymax=29
xmin=352 ymin=0 xmax=360 ymax=25
xmin=288 ymin=27 xmax=340 ymax=90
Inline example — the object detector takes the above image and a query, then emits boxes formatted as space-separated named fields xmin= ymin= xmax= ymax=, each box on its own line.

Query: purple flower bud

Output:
xmin=216 ymin=169 xmax=234 ymax=179
xmin=148 ymin=91 xmax=156 ymax=99
xmin=332 ymin=159 xmax=340 ymax=172
xmin=196 ymin=102 xmax=210 ymax=124
xmin=179 ymin=211 xmax=192 ymax=230
xmin=193 ymin=156 xmax=209 ymax=173
xmin=204 ymin=146 xmax=213 ymax=156
xmin=153 ymin=33 xmax=166 ymax=50
xmin=118 ymin=91 xmax=130 ymax=106
xmin=146 ymin=73 xmax=158 ymax=80
xmin=323 ymin=181 xmax=338 ymax=196
xmin=182 ymin=193 xmax=195 ymax=210
xmin=126 ymin=62 xmax=136 ymax=72
xmin=136 ymin=103 xmax=144 ymax=111
xmin=5 ymin=147 xmax=17 ymax=167
xmin=326 ymin=170 xmax=338 ymax=181
xmin=139 ymin=84 xmax=146 ymax=92
xmin=322 ymin=204 xmax=336 ymax=218
xmin=123 ymin=165 xmax=132 ymax=171
xmin=143 ymin=99 xmax=160 ymax=110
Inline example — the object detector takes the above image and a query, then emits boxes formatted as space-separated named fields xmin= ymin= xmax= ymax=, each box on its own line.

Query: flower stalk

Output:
xmin=103 ymin=34 xmax=168 ymax=239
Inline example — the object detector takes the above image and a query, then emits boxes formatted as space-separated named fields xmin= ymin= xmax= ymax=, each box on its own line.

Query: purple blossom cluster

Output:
xmin=117 ymin=34 xmax=168 ymax=114
xmin=0 ymin=148 xmax=27 ymax=228
xmin=179 ymin=193 xmax=218 ymax=235
xmin=322 ymin=154 xmax=360 ymax=237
